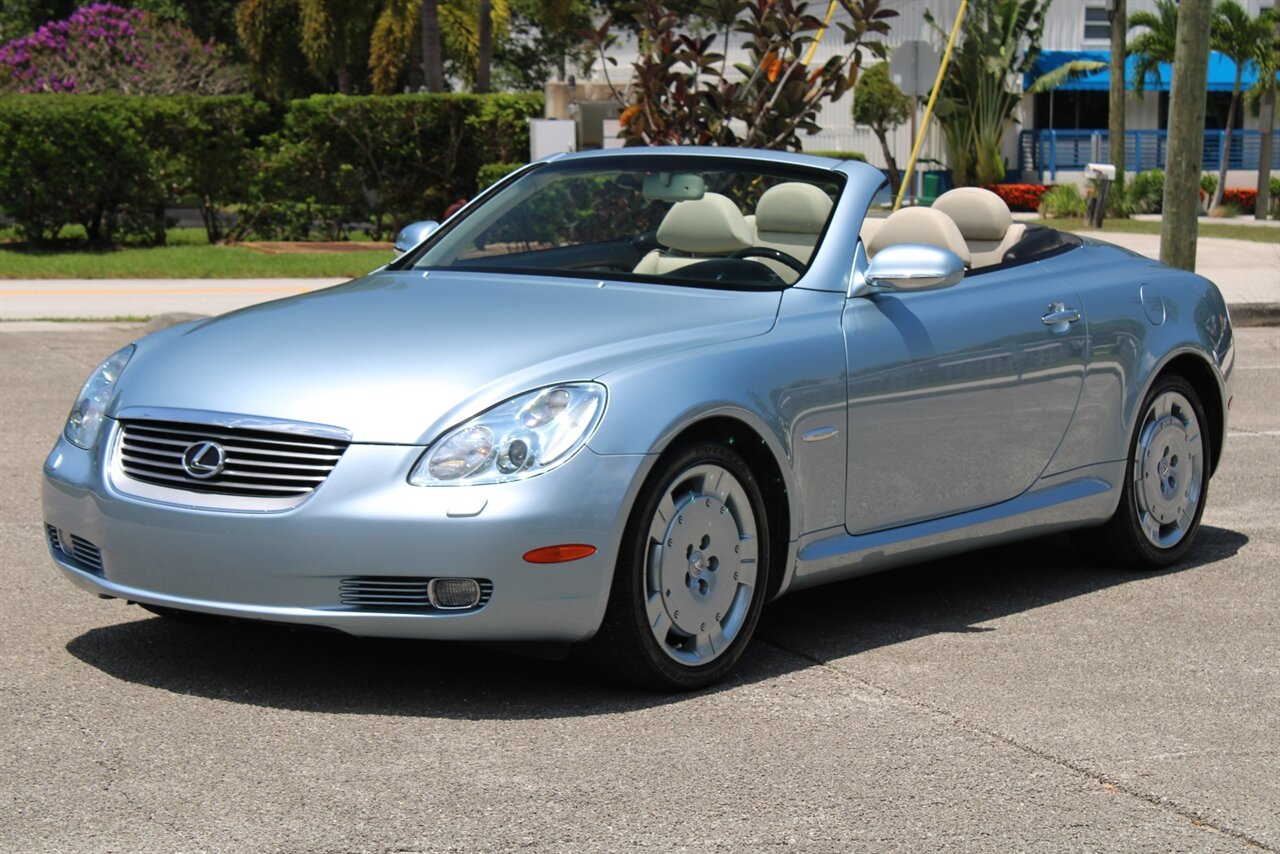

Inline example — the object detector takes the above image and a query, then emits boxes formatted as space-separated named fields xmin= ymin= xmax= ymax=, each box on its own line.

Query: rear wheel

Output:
xmin=1084 ymin=375 xmax=1209 ymax=569
xmin=590 ymin=443 xmax=770 ymax=691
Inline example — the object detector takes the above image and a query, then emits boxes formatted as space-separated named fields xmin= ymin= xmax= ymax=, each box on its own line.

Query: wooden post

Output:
xmin=1109 ymin=0 xmax=1126 ymax=186
xmin=1160 ymin=0 xmax=1213 ymax=272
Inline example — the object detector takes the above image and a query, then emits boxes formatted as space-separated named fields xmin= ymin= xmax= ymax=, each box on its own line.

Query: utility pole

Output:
xmin=1108 ymin=0 xmax=1126 ymax=185
xmin=1160 ymin=0 xmax=1213 ymax=272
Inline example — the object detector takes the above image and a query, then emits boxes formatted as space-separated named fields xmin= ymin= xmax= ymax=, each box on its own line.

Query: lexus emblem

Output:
xmin=182 ymin=441 xmax=227 ymax=479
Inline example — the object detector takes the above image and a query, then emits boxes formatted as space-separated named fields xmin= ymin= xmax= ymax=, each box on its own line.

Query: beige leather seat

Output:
xmin=751 ymin=183 xmax=833 ymax=282
xmin=866 ymin=206 xmax=971 ymax=267
xmin=859 ymin=217 xmax=885 ymax=246
xmin=931 ymin=187 xmax=1026 ymax=268
xmin=633 ymin=193 xmax=754 ymax=276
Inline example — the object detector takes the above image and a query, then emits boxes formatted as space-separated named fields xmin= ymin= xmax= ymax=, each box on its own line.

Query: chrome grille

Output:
xmin=118 ymin=419 xmax=349 ymax=498
xmin=339 ymin=576 xmax=494 ymax=611
xmin=46 ymin=523 xmax=104 ymax=575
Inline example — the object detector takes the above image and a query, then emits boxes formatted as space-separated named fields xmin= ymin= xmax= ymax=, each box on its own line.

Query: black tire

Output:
xmin=588 ymin=442 xmax=771 ymax=691
xmin=1079 ymin=374 xmax=1210 ymax=570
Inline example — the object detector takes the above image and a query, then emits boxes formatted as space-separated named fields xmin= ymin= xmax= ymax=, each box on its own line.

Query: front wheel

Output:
xmin=1082 ymin=375 xmax=1209 ymax=569
xmin=589 ymin=443 xmax=770 ymax=691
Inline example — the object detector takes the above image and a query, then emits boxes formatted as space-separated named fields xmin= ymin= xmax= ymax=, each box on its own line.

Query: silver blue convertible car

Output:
xmin=43 ymin=148 xmax=1234 ymax=689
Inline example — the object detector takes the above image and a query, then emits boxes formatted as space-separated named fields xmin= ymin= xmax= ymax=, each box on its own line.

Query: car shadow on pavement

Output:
xmin=65 ymin=526 xmax=1247 ymax=719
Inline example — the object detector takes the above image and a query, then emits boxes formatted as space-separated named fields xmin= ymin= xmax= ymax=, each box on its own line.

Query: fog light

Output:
xmin=427 ymin=577 xmax=482 ymax=609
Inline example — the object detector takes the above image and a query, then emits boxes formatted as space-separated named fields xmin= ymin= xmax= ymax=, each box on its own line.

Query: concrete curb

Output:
xmin=1230 ymin=304 xmax=1280 ymax=327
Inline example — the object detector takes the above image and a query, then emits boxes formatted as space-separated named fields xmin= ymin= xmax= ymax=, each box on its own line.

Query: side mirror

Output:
xmin=394 ymin=220 xmax=440 ymax=255
xmin=862 ymin=243 xmax=965 ymax=293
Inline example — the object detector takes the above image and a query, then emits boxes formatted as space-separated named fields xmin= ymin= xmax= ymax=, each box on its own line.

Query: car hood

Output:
xmin=111 ymin=270 xmax=782 ymax=444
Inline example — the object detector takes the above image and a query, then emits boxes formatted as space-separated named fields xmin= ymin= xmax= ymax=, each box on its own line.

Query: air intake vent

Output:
xmin=46 ymin=523 xmax=105 ymax=576
xmin=339 ymin=576 xmax=493 ymax=612
xmin=118 ymin=419 xmax=349 ymax=498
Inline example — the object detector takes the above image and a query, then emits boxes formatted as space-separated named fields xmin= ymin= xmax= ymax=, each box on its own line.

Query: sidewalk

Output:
xmin=1 ymin=233 xmax=1275 ymax=322
xmin=0 ymin=278 xmax=347 ymax=321
xmin=1072 ymin=231 xmax=1280 ymax=305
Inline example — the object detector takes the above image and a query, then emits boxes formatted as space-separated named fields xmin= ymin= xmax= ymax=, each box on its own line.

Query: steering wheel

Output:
xmin=729 ymin=246 xmax=806 ymax=275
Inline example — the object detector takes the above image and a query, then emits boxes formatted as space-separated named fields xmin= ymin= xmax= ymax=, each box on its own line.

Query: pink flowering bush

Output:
xmin=0 ymin=4 xmax=244 ymax=95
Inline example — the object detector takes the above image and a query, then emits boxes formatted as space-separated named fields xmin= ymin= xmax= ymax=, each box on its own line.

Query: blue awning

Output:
xmin=1026 ymin=49 xmax=1261 ymax=93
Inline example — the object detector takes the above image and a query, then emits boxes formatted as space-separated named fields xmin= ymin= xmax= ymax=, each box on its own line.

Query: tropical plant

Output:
xmin=368 ymin=0 xmax=509 ymax=93
xmin=1128 ymin=167 xmax=1165 ymax=213
xmin=851 ymin=61 xmax=908 ymax=192
xmin=924 ymin=0 xmax=1104 ymax=187
xmin=1246 ymin=12 xmax=1278 ymax=217
xmin=0 ymin=3 xmax=245 ymax=94
xmin=608 ymin=0 xmax=896 ymax=151
xmin=925 ymin=0 xmax=1102 ymax=188
xmin=1127 ymin=0 xmax=1178 ymax=95
xmin=1207 ymin=1 xmax=1277 ymax=208
xmin=1037 ymin=182 xmax=1086 ymax=218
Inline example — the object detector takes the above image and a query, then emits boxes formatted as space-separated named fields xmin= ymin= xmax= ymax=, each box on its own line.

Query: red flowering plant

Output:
xmin=982 ymin=183 xmax=1050 ymax=212
xmin=0 ymin=4 xmax=245 ymax=95
xmin=1220 ymin=188 xmax=1257 ymax=210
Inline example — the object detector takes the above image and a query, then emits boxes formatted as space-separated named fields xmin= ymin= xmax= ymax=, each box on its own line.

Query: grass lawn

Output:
xmin=0 ymin=227 xmax=393 ymax=279
xmin=1029 ymin=217 xmax=1280 ymax=244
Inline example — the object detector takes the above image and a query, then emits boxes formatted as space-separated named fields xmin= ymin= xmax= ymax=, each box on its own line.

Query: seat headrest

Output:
xmin=932 ymin=187 xmax=1012 ymax=241
xmin=866 ymin=206 xmax=971 ymax=266
xmin=656 ymin=192 xmax=754 ymax=254
xmin=755 ymin=182 xmax=833 ymax=234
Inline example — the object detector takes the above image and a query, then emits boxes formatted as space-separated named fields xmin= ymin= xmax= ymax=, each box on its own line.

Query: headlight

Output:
xmin=409 ymin=383 xmax=606 ymax=486
xmin=64 ymin=344 xmax=135 ymax=449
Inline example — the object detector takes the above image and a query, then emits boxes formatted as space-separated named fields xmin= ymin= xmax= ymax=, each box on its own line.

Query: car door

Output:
xmin=842 ymin=265 xmax=1087 ymax=535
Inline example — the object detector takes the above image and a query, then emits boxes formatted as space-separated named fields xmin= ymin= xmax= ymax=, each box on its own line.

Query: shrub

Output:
xmin=478 ymin=161 xmax=523 ymax=189
xmin=0 ymin=94 xmax=266 ymax=244
xmin=0 ymin=92 xmax=541 ymax=245
xmin=1221 ymin=187 xmax=1257 ymax=210
xmin=0 ymin=4 xmax=245 ymax=95
xmin=982 ymin=183 xmax=1049 ymax=212
xmin=1038 ymin=183 xmax=1086 ymax=218
xmin=805 ymin=150 xmax=868 ymax=161
xmin=1127 ymin=168 xmax=1164 ymax=213
xmin=232 ymin=93 xmax=543 ymax=241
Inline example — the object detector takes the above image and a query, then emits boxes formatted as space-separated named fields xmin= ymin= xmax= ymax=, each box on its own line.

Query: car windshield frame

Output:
xmin=390 ymin=153 xmax=848 ymax=292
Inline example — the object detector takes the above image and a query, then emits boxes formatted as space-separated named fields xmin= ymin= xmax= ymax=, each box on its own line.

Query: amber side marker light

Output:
xmin=523 ymin=544 xmax=597 ymax=564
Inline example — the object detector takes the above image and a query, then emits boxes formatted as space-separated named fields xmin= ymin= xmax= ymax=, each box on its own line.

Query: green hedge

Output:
xmin=0 ymin=92 xmax=543 ymax=244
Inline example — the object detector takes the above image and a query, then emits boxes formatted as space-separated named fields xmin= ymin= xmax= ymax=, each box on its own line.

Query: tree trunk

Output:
xmin=1209 ymin=69 xmax=1242 ymax=210
xmin=1160 ymin=0 xmax=1213 ymax=272
xmin=1256 ymin=76 xmax=1275 ymax=220
xmin=476 ymin=0 xmax=492 ymax=93
xmin=875 ymin=128 xmax=901 ymax=195
xmin=420 ymin=0 xmax=444 ymax=92
xmin=336 ymin=66 xmax=351 ymax=95
xmin=1108 ymin=0 xmax=1126 ymax=187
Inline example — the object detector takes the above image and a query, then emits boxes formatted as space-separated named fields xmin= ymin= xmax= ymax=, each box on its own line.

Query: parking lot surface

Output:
xmin=1 ymin=324 xmax=1276 ymax=852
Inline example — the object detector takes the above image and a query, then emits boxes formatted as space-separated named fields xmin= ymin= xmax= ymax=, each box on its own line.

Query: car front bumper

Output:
xmin=42 ymin=423 xmax=652 ymax=642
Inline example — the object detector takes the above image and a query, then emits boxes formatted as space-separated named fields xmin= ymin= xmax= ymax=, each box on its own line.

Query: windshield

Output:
xmin=397 ymin=155 xmax=844 ymax=291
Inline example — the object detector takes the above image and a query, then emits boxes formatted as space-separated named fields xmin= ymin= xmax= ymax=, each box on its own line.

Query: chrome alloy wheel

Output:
xmin=1133 ymin=389 xmax=1204 ymax=549
xmin=643 ymin=463 xmax=758 ymax=666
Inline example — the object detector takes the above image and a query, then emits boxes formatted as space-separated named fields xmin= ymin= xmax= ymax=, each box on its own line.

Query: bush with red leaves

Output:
xmin=981 ymin=183 xmax=1051 ymax=212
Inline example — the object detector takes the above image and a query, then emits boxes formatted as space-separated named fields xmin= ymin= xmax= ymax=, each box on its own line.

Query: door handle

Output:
xmin=1041 ymin=302 xmax=1081 ymax=325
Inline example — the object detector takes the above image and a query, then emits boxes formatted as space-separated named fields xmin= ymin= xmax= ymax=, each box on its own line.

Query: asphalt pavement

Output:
xmin=1 ymin=324 xmax=1276 ymax=852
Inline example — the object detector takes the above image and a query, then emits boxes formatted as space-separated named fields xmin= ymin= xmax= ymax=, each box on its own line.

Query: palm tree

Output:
xmin=1208 ymin=1 xmax=1275 ymax=209
xmin=1127 ymin=0 xmax=1179 ymax=95
xmin=927 ymin=0 xmax=1100 ymax=187
xmin=1251 ymin=11 xmax=1279 ymax=218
